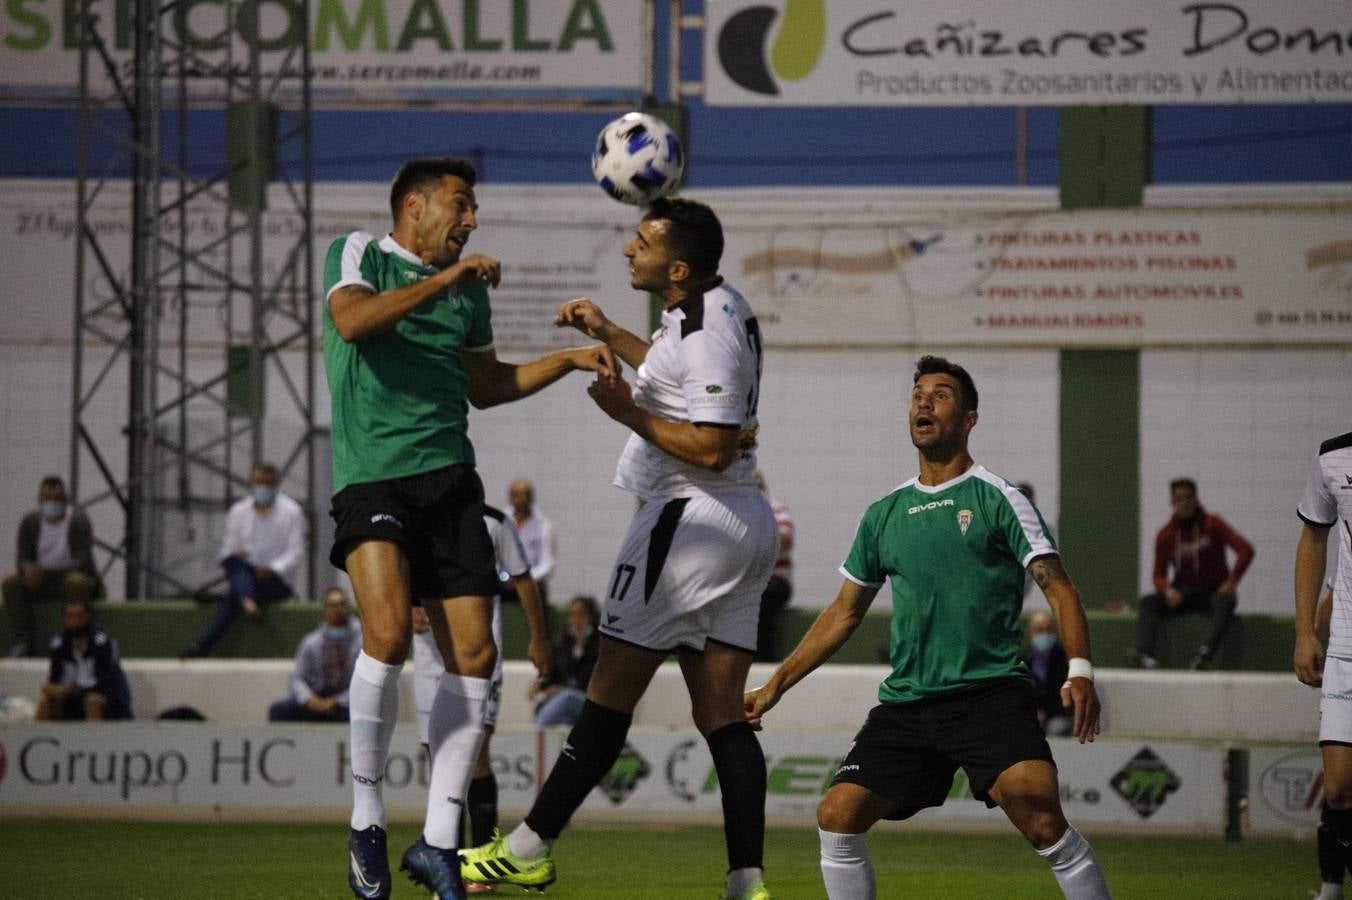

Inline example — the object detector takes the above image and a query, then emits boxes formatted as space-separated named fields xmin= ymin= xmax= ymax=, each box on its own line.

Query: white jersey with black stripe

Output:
xmin=614 ymin=280 xmax=764 ymax=501
xmin=1299 ymin=431 xmax=1352 ymax=660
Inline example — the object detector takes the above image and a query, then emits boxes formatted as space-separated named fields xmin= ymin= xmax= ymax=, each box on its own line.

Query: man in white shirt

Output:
xmin=182 ymin=463 xmax=305 ymax=658
xmin=507 ymin=478 xmax=556 ymax=607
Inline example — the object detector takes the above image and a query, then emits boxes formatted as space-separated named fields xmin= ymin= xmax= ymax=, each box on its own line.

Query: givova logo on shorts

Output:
xmin=1110 ymin=746 xmax=1181 ymax=818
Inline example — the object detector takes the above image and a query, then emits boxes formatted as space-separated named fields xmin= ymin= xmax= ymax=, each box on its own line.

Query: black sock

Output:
xmin=707 ymin=720 xmax=766 ymax=871
xmin=467 ymin=773 xmax=498 ymax=847
xmin=1327 ymin=804 xmax=1352 ymax=876
xmin=525 ymin=700 xmax=632 ymax=840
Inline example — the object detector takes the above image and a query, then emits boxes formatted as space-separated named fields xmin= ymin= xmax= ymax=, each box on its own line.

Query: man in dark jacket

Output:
xmin=1021 ymin=610 xmax=1071 ymax=737
xmin=1135 ymin=478 xmax=1255 ymax=669
xmin=3 ymin=475 xmax=101 ymax=657
xmin=37 ymin=597 xmax=132 ymax=721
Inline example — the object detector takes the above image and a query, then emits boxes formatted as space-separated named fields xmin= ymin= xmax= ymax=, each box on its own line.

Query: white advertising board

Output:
xmin=0 ymin=0 xmax=645 ymax=104
xmin=704 ymin=0 xmax=1352 ymax=107
xmin=0 ymin=724 xmax=1225 ymax=833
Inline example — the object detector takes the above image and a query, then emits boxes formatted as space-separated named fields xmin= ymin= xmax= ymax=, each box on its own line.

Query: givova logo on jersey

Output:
xmin=907 ymin=498 xmax=954 ymax=515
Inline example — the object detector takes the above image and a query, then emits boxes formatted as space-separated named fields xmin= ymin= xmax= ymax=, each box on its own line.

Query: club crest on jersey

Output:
xmin=957 ymin=509 xmax=973 ymax=534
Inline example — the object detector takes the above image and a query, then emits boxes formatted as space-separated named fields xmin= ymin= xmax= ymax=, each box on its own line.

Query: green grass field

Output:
xmin=0 ymin=820 xmax=1316 ymax=899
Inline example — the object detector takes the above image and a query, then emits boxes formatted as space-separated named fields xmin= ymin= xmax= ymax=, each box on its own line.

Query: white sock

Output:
xmin=1037 ymin=826 xmax=1112 ymax=899
xmin=410 ymin=631 xmax=442 ymax=747
xmin=819 ymin=829 xmax=875 ymax=900
xmin=1319 ymin=883 xmax=1345 ymax=900
xmin=508 ymin=822 xmax=550 ymax=859
xmin=422 ymin=672 xmax=489 ymax=849
xmin=725 ymin=866 xmax=763 ymax=896
xmin=348 ymin=652 xmax=402 ymax=831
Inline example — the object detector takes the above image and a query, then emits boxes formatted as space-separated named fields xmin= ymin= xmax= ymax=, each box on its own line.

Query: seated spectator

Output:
xmin=37 ymin=597 xmax=131 ymax=721
xmin=1135 ymin=478 xmax=1255 ymax=669
xmin=507 ymin=478 xmax=557 ymax=608
xmin=268 ymin=588 xmax=361 ymax=723
xmin=4 ymin=475 xmax=102 ymax=657
xmin=1020 ymin=610 xmax=1070 ymax=737
xmin=181 ymin=463 xmax=304 ymax=659
xmin=530 ymin=595 xmax=601 ymax=726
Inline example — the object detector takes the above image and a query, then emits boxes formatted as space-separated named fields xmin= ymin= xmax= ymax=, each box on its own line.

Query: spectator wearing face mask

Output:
xmin=1020 ymin=610 xmax=1071 ymax=737
xmin=268 ymin=588 xmax=362 ymax=722
xmin=4 ymin=474 xmax=102 ymax=658
xmin=529 ymin=595 xmax=601 ymax=726
xmin=181 ymin=463 xmax=305 ymax=659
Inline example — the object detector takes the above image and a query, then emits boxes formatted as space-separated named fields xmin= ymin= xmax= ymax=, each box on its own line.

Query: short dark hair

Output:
xmin=913 ymin=355 xmax=978 ymax=411
xmin=253 ymin=463 xmax=279 ymax=482
xmin=40 ymin=475 xmax=65 ymax=492
xmin=646 ymin=197 xmax=723 ymax=279
xmin=390 ymin=157 xmax=478 ymax=223
xmin=1170 ymin=478 xmax=1197 ymax=496
xmin=570 ymin=594 xmax=601 ymax=627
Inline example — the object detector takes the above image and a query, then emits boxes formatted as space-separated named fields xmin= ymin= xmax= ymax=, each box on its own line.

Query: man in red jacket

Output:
xmin=1135 ymin=478 xmax=1255 ymax=669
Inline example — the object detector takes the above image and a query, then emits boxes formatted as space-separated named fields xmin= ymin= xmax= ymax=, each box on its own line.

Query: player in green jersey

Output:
xmin=745 ymin=356 xmax=1110 ymax=900
xmin=323 ymin=157 xmax=615 ymax=900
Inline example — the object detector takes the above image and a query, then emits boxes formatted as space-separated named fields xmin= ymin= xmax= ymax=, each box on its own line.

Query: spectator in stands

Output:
xmin=181 ymin=463 xmax=305 ymax=659
xmin=4 ymin=475 xmax=101 ymax=657
xmin=1021 ymin=610 xmax=1071 ymax=737
xmin=507 ymin=478 xmax=556 ymax=607
xmin=268 ymin=588 xmax=361 ymax=723
xmin=753 ymin=469 xmax=794 ymax=662
xmin=36 ymin=596 xmax=131 ymax=721
xmin=1135 ymin=478 xmax=1254 ymax=670
xmin=530 ymin=595 xmax=601 ymax=726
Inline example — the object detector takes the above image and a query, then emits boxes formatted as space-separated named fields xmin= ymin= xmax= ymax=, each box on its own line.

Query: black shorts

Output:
xmin=831 ymin=677 xmax=1054 ymax=819
xmin=330 ymin=464 xmax=499 ymax=601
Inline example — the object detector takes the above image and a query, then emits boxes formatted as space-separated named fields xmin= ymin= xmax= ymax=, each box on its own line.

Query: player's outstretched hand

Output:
xmin=555 ymin=298 xmax=613 ymax=341
xmin=1295 ymin=632 xmax=1325 ymax=688
xmin=743 ymin=682 xmax=783 ymax=732
xmin=586 ymin=370 xmax=634 ymax=421
xmin=444 ymin=254 xmax=501 ymax=288
xmin=1059 ymin=677 xmax=1101 ymax=744
xmin=568 ymin=344 xmax=619 ymax=381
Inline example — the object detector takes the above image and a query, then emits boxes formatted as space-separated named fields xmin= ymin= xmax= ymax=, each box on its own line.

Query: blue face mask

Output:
xmin=41 ymin=501 xmax=66 ymax=520
xmin=324 ymin=625 xmax=350 ymax=641
xmin=1030 ymin=632 xmax=1057 ymax=654
xmin=251 ymin=486 xmax=277 ymax=507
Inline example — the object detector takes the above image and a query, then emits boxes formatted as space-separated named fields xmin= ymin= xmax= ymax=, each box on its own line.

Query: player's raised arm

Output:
xmin=555 ymin=298 xmax=651 ymax=369
xmin=1029 ymin=554 xmax=1101 ymax=744
xmin=745 ymin=578 xmax=880 ymax=729
xmin=462 ymin=343 xmax=618 ymax=409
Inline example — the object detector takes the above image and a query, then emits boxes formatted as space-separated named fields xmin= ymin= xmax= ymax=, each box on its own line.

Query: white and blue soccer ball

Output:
xmin=590 ymin=112 xmax=685 ymax=207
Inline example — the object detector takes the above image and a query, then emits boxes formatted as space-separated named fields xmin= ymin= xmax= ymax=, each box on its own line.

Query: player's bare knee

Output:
xmin=362 ymin=622 xmax=410 ymax=663
xmin=455 ymin=640 xmax=497 ymax=679
xmin=817 ymin=790 xmax=866 ymax=833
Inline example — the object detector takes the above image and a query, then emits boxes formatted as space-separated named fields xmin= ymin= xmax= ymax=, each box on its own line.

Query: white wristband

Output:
xmin=1066 ymin=658 xmax=1094 ymax=681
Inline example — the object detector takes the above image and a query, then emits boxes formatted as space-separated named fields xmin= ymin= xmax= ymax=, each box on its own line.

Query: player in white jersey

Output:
xmin=461 ymin=198 xmax=778 ymax=900
xmin=1296 ymin=431 xmax=1352 ymax=894
xmin=411 ymin=505 xmax=547 ymax=892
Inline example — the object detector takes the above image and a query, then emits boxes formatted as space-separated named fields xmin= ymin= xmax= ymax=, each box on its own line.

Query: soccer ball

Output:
xmin=590 ymin=112 xmax=685 ymax=207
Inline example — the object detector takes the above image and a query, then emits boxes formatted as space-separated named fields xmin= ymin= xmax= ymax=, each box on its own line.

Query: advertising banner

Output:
xmin=0 ymin=724 xmax=1225 ymax=832
xmin=5 ymin=180 xmax=1349 ymax=349
xmin=716 ymin=202 xmax=1352 ymax=347
xmin=1247 ymin=744 xmax=1324 ymax=838
xmin=0 ymin=0 xmax=644 ymax=104
xmin=703 ymin=0 xmax=1352 ymax=107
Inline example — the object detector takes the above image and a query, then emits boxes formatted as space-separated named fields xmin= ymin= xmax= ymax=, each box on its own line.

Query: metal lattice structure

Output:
xmin=71 ymin=0 xmax=316 ymax=599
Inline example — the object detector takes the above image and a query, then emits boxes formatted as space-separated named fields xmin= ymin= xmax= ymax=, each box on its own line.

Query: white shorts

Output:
xmin=412 ymin=601 xmax=504 ymax=743
xmin=599 ymin=490 xmax=778 ymax=653
xmin=1320 ymin=655 xmax=1352 ymax=745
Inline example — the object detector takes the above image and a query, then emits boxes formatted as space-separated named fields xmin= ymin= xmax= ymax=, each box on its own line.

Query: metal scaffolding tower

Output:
xmin=71 ymin=0 xmax=317 ymax=599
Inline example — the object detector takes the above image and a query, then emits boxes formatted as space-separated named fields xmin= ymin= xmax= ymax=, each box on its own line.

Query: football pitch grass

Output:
xmin=1 ymin=819 xmax=1315 ymax=899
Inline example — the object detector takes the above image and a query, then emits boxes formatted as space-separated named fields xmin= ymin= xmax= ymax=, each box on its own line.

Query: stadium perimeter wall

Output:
xmin=0 ymin=660 xmax=1321 ymax=838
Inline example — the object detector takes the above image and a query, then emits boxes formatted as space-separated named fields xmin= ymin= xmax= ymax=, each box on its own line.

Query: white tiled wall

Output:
xmin=1139 ymin=349 xmax=1352 ymax=614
